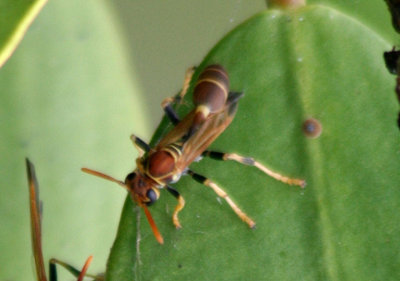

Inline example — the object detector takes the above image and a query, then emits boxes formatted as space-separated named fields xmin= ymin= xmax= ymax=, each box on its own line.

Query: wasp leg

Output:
xmin=187 ymin=170 xmax=255 ymax=228
xmin=49 ymin=257 xmax=102 ymax=281
xmin=162 ymin=102 xmax=181 ymax=125
xmin=26 ymin=159 xmax=101 ymax=281
xmin=161 ymin=66 xmax=196 ymax=125
xmin=202 ymin=151 xmax=306 ymax=188
xmin=130 ymin=134 xmax=150 ymax=156
xmin=166 ymin=185 xmax=185 ymax=229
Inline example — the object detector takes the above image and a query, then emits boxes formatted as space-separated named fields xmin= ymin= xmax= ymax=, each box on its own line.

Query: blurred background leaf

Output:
xmin=0 ymin=0 xmax=149 ymax=280
xmin=0 ymin=0 xmax=47 ymax=67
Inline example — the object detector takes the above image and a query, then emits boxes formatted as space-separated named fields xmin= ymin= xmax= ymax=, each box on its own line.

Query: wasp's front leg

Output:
xmin=130 ymin=134 xmax=150 ymax=156
xmin=166 ymin=185 xmax=185 ymax=229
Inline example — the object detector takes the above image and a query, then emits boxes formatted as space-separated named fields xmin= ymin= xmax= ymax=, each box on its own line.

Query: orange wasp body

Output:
xmin=83 ymin=65 xmax=305 ymax=244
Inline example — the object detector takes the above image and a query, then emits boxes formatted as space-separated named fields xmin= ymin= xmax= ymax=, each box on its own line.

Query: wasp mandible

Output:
xmin=82 ymin=65 xmax=306 ymax=244
xmin=26 ymin=158 xmax=103 ymax=281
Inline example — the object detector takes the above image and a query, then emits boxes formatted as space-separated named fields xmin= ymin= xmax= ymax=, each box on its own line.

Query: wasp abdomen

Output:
xmin=186 ymin=65 xmax=230 ymax=138
xmin=193 ymin=64 xmax=229 ymax=113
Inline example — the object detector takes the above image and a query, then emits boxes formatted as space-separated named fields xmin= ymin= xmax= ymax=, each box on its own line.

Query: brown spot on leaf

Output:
xmin=303 ymin=118 xmax=322 ymax=138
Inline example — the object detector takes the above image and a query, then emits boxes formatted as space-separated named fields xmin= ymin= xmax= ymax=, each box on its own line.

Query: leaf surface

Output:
xmin=107 ymin=5 xmax=400 ymax=281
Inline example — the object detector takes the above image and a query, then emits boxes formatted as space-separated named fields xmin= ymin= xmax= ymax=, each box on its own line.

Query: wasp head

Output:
xmin=125 ymin=171 xmax=160 ymax=206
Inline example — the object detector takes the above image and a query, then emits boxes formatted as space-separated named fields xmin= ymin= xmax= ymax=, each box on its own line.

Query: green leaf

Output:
xmin=107 ymin=4 xmax=400 ymax=281
xmin=0 ymin=0 xmax=47 ymax=68
xmin=0 ymin=1 xmax=149 ymax=280
xmin=307 ymin=0 xmax=398 ymax=43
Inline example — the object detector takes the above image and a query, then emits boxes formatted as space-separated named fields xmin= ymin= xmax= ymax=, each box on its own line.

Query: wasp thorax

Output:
xmin=193 ymin=64 xmax=229 ymax=113
xmin=148 ymin=150 xmax=175 ymax=177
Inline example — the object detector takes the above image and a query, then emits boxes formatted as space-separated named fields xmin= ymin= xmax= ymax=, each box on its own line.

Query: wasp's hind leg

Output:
xmin=187 ymin=169 xmax=255 ymax=228
xmin=202 ymin=151 xmax=306 ymax=188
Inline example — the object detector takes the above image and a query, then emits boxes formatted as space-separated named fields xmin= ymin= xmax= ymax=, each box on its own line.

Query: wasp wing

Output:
xmin=26 ymin=158 xmax=48 ymax=281
xmin=157 ymin=92 xmax=242 ymax=149
xmin=176 ymin=92 xmax=242 ymax=171
xmin=156 ymin=109 xmax=197 ymax=148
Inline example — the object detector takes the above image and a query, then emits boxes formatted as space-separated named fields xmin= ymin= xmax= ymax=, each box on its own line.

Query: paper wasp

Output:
xmin=26 ymin=158 xmax=103 ymax=281
xmin=82 ymin=65 xmax=306 ymax=244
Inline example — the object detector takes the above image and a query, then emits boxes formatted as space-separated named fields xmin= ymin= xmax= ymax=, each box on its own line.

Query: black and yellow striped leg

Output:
xmin=163 ymin=102 xmax=181 ymax=125
xmin=130 ymin=134 xmax=150 ymax=156
xmin=202 ymin=151 xmax=306 ymax=188
xmin=187 ymin=169 xmax=256 ymax=228
xmin=161 ymin=67 xmax=196 ymax=125
xmin=49 ymin=257 xmax=101 ymax=281
xmin=26 ymin=158 xmax=100 ymax=281
xmin=166 ymin=185 xmax=185 ymax=229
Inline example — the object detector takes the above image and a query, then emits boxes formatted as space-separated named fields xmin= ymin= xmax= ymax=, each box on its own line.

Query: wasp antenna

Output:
xmin=142 ymin=205 xmax=164 ymax=244
xmin=81 ymin=168 xmax=129 ymax=191
xmin=77 ymin=255 xmax=93 ymax=281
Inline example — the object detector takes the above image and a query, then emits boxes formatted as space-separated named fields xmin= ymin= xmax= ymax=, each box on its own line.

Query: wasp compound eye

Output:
xmin=146 ymin=189 xmax=158 ymax=205
xmin=125 ymin=172 xmax=136 ymax=183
